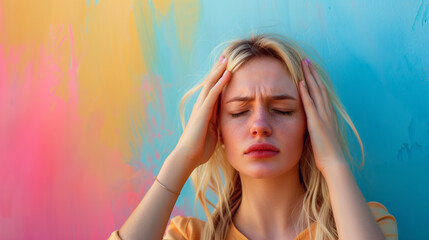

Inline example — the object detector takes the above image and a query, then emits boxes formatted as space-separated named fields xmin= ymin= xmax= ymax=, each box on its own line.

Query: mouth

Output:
xmin=244 ymin=150 xmax=279 ymax=158
xmin=245 ymin=142 xmax=280 ymax=154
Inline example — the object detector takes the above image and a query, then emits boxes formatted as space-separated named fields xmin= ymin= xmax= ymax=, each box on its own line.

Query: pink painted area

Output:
xmin=1 ymin=31 xmax=76 ymax=238
xmin=0 ymin=25 xmax=155 ymax=239
xmin=140 ymin=72 xmax=170 ymax=148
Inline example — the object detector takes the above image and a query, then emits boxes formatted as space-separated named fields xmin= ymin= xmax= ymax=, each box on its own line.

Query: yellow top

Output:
xmin=108 ymin=201 xmax=397 ymax=240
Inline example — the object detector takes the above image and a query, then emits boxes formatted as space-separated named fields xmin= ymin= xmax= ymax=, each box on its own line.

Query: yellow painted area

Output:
xmin=152 ymin=0 xmax=173 ymax=17
xmin=0 ymin=0 xmax=200 ymax=168
xmin=173 ymin=0 xmax=201 ymax=59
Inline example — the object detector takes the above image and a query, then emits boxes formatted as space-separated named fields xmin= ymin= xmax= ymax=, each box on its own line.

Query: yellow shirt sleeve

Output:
xmin=368 ymin=201 xmax=398 ymax=240
xmin=163 ymin=216 xmax=205 ymax=240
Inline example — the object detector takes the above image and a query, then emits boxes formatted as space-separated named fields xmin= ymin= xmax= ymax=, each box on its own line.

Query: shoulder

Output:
xmin=164 ymin=216 xmax=206 ymax=240
xmin=367 ymin=201 xmax=398 ymax=240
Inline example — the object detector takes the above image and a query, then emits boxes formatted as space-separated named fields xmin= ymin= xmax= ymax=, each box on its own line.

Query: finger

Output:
xmin=299 ymin=79 xmax=319 ymax=128
xmin=206 ymin=56 xmax=228 ymax=87
xmin=212 ymin=55 xmax=227 ymax=71
xmin=201 ymin=70 xmax=232 ymax=121
xmin=195 ymin=56 xmax=228 ymax=108
xmin=306 ymin=60 xmax=337 ymax=126
xmin=307 ymin=60 xmax=333 ymax=115
xmin=301 ymin=59 xmax=325 ymax=117
xmin=190 ymin=56 xmax=227 ymax=125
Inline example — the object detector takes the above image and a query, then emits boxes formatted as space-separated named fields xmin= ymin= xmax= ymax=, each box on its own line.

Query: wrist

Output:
xmin=155 ymin=150 xmax=195 ymax=195
xmin=168 ymin=147 xmax=198 ymax=173
xmin=319 ymin=158 xmax=350 ymax=181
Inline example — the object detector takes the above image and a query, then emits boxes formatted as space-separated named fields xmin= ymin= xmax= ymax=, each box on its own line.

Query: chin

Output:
xmin=240 ymin=165 xmax=288 ymax=179
xmin=237 ymin=160 xmax=300 ymax=179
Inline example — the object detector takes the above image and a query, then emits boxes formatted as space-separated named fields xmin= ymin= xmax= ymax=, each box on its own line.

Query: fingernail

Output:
xmin=305 ymin=58 xmax=311 ymax=66
xmin=219 ymin=55 xmax=225 ymax=63
xmin=302 ymin=80 xmax=307 ymax=87
xmin=221 ymin=57 xmax=227 ymax=64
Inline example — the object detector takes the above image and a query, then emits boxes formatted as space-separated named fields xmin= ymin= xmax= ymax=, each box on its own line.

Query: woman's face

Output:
xmin=219 ymin=56 xmax=307 ymax=178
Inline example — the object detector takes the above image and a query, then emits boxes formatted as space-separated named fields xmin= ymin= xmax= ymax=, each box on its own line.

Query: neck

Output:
xmin=233 ymin=164 xmax=306 ymax=239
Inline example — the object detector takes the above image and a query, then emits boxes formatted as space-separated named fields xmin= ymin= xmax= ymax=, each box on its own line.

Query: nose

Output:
xmin=250 ymin=108 xmax=272 ymax=137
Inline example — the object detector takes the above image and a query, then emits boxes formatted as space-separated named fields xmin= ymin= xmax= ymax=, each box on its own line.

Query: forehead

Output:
xmin=222 ymin=56 xmax=297 ymax=98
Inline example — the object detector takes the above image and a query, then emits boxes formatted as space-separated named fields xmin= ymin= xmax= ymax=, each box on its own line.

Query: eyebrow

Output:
xmin=226 ymin=94 xmax=297 ymax=104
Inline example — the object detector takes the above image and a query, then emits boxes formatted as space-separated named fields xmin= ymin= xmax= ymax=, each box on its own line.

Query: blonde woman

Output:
xmin=109 ymin=33 xmax=397 ymax=240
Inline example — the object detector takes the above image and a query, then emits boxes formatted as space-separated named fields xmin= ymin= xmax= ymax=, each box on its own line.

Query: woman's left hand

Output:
xmin=298 ymin=59 xmax=347 ymax=175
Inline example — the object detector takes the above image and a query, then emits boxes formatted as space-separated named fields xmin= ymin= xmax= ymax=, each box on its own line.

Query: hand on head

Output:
xmin=175 ymin=56 xmax=231 ymax=170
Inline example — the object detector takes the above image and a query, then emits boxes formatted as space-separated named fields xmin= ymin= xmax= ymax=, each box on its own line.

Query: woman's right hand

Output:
xmin=116 ymin=56 xmax=231 ymax=240
xmin=174 ymin=56 xmax=232 ymax=170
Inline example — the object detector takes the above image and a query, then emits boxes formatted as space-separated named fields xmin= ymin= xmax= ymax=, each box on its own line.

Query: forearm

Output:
xmin=118 ymin=149 xmax=194 ymax=240
xmin=322 ymin=161 xmax=384 ymax=240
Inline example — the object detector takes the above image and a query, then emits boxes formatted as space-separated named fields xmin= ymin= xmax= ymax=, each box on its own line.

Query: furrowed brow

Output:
xmin=226 ymin=94 xmax=296 ymax=104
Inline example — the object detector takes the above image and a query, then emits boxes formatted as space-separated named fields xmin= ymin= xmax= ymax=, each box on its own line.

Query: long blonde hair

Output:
xmin=180 ymin=33 xmax=364 ymax=240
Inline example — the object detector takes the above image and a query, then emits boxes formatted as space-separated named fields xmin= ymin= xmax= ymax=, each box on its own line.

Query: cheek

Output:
xmin=220 ymin=118 xmax=239 ymax=146
xmin=219 ymin=119 xmax=243 ymax=162
xmin=277 ymin=116 xmax=307 ymax=151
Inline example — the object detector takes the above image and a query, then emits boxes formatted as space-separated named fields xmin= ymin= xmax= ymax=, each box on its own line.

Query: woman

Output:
xmin=109 ymin=33 xmax=397 ymax=240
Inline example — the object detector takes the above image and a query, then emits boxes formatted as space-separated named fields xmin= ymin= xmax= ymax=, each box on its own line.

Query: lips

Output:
xmin=245 ymin=143 xmax=280 ymax=154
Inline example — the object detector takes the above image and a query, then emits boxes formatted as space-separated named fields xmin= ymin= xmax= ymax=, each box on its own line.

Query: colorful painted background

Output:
xmin=1 ymin=0 xmax=428 ymax=239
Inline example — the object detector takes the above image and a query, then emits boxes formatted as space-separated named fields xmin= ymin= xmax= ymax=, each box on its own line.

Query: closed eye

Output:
xmin=273 ymin=110 xmax=293 ymax=115
xmin=231 ymin=110 xmax=292 ymax=118
xmin=231 ymin=111 xmax=248 ymax=118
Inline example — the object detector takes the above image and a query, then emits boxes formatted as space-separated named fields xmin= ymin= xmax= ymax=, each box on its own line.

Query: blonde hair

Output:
xmin=180 ymin=33 xmax=364 ymax=240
